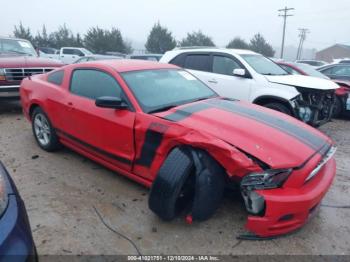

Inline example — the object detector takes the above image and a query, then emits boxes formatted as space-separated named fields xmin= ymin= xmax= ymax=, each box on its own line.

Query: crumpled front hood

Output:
xmin=265 ymin=74 xmax=339 ymax=90
xmin=0 ymin=56 xmax=63 ymax=68
xmin=157 ymin=98 xmax=331 ymax=169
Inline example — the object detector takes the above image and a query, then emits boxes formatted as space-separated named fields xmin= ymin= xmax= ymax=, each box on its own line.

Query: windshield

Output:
xmin=0 ymin=38 xmax=37 ymax=56
xmin=122 ymin=69 xmax=217 ymax=113
xmin=294 ymin=63 xmax=329 ymax=79
xmin=241 ymin=54 xmax=288 ymax=76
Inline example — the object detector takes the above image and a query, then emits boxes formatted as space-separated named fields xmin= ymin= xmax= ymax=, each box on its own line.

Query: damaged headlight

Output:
xmin=298 ymin=107 xmax=312 ymax=123
xmin=241 ymin=169 xmax=292 ymax=190
xmin=240 ymin=169 xmax=292 ymax=215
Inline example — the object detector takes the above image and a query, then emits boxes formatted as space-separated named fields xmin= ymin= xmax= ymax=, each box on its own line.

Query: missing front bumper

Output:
xmin=241 ymin=158 xmax=336 ymax=237
xmin=292 ymin=89 xmax=336 ymax=126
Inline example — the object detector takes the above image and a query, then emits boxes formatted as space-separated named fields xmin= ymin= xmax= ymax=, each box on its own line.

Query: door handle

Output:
xmin=208 ymin=79 xmax=218 ymax=84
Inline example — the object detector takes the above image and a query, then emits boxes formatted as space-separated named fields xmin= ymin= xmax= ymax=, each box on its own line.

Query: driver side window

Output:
xmin=70 ymin=69 xmax=122 ymax=100
xmin=212 ymin=56 xmax=242 ymax=76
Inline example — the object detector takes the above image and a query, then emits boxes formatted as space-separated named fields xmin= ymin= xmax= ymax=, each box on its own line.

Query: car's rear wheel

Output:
xmin=149 ymin=147 xmax=225 ymax=222
xmin=264 ymin=102 xmax=292 ymax=115
xmin=32 ymin=107 xmax=60 ymax=152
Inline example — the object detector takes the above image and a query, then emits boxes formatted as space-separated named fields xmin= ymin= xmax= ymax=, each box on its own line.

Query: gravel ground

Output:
xmin=0 ymin=100 xmax=349 ymax=256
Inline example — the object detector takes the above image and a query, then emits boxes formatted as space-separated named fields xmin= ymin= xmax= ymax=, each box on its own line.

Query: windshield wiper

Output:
xmin=148 ymin=104 xmax=180 ymax=114
xmin=189 ymin=95 xmax=217 ymax=103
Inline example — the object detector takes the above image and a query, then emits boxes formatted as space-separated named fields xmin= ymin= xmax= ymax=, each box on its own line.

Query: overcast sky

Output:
xmin=1 ymin=0 xmax=349 ymax=51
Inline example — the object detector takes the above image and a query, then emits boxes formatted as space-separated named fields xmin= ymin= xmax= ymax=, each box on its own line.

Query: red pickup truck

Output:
xmin=0 ymin=37 xmax=63 ymax=99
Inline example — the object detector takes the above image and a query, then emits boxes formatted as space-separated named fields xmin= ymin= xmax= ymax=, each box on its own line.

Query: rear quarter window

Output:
xmin=170 ymin=54 xmax=186 ymax=67
xmin=184 ymin=54 xmax=210 ymax=72
xmin=47 ymin=70 xmax=64 ymax=85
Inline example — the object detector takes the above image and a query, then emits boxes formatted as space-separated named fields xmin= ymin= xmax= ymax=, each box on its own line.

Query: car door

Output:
xmin=64 ymin=68 xmax=135 ymax=171
xmin=206 ymin=54 xmax=253 ymax=100
xmin=60 ymin=48 xmax=73 ymax=64
xmin=60 ymin=48 xmax=80 ymax=64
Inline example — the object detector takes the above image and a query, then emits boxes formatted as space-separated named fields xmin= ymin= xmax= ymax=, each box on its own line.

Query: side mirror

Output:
xmin=95 ymin=96 xmax=128 ymax=109
xmin=233 ymin=68 xmax=247 ymax=77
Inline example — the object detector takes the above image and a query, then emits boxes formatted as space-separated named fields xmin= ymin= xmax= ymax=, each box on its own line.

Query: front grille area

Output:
xmin=4 ymin=68 xmax=54 ymax=82
xmin=295 ymin=87 xmax=336 ymax=126
xmin=303 ymin=91 xmax=335 ymax=121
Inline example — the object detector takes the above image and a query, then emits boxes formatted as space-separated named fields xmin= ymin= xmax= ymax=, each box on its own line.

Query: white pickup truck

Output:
xmin=39 ymin=47 xmax=93 ymax=64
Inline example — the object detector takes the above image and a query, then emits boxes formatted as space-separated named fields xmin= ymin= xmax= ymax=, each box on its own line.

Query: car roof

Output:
xmin=87 ymin=59 xmax=179 ymax=72
xmin=130 ymin=54 xmax=162 ymax=57
xmin=168 ymin=47 xmax=258 ymax=56
xmin=0 ymin=36 xmax=30 ymax=42
xmin=86 ymin=55 xmax=122 ymax=59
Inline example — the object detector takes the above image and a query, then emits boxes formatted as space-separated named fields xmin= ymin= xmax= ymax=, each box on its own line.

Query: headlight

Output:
xmin=0 ymin=171 xmax=8 ymax=216
xmin=0 ymin=68 xmax=5 ymax=81
xmin=241 ymin=169 xmax=292 ymax=190
xmin=240 ymin=169 xmax=292 ymax=215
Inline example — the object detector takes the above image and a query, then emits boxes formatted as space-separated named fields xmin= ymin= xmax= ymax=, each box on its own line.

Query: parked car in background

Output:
xmin=20 ymin=60 xmax=336 ymax=238
xmin=129 ymin=54 xmax=163 ymax=61
xmin=278 ymin=61 xmax=350 ymax=117
xmin=105 ymin=51 xmax=127 ymax=58
xmin=44 ymin=47 xmax=93 ymax=64
xmin=318 ymin=63 xmax=350 ymax=81
xmin=295 ymin=60 xmax=328 ymax=67
xmin=338 ymin=59 xmax=350 ymax=64
xmin=0 ymin=36 xmax=63 ymax=99
xmin=38 ymin=47 xmax=59 ymax=60
xmin=160 ymin=48 xmax=339 ymax=126
xmin=0 ymin=161 xmax=37 ymax=260
xmin=74 ymin=54 xmax=123 ymax=63
xmin=278 ymin=62 xmax=329 ymax=79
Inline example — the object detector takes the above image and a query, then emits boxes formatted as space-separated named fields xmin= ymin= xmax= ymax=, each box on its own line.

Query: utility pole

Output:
xmin=296 ymin=28 xmax=310 ymax=60
xmin=278 ymin=6 xmax=294 ymax=59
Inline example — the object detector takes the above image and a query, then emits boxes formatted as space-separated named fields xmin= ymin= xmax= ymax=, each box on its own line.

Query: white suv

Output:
xmin=160 ymin=48 xmax=339 ymax=126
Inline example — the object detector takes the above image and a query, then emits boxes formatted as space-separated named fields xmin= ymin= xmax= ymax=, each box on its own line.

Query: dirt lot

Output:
xmin=0 ymin=100 xmax=349 ymax=256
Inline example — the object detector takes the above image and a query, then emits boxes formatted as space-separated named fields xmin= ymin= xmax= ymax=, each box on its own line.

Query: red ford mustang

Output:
xmin=20 ymin=60 xmax=336 ymax=238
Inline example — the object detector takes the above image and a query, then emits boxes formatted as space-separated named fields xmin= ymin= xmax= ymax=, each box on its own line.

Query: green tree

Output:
xmin=84 ymin=27 xmax=105 ymax=53
xmin=226 ymin=37 xmax=249 ymax=49
xmin=109 ymin=27 xmax=132 ymax=54
xmin=249 ymin=33 xmax=275 ymax=57
xmin=145 ymin=22 xmax=176 ymax=54
xmin=48 ymin=24 xmax=79 ymax=48
xmin=180 ymin=30 xmax=215 ymax=47
xmin=13 ymin=22 xmax=33 ymax=42
xmin=34 ymin=25 xmax=51 ymax=47
xmin=84 ymin=27 xmax=132 ymax=54
xmin=75 ymin=33 xmax=84 ymax=47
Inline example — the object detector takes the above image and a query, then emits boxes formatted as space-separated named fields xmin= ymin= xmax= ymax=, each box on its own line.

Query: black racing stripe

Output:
xmin=206 ymin=99 xmax=327 ymax=151
xmin=135 ymin=123 xmax=168 ymax=167
xmin=56 ymin=129 xmax=132 ymax=165
xmin=162 ymin=103 xmax=212 ymax=122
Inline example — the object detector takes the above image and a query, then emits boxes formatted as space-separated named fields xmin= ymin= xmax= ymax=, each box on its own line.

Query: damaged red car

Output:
xmin=20 ymin=60 xmax=336 ymax=238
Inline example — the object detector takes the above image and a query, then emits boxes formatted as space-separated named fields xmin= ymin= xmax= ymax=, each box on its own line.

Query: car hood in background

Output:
xmin=0 ymin=56 xmax=63 ymax=68
xmin=265 ymin=74 xmax=339 ymax=90
xmin=156 ymin=98 xmax=331 ymax=169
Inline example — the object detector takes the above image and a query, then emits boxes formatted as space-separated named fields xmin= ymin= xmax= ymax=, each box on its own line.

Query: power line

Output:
xmin=296 ymin=28 xmax=310 ymax=60
xmin=278 ymin=6 xmax=294 ymax=59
